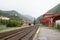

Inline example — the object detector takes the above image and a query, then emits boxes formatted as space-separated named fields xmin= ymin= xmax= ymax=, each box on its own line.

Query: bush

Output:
xmin=57 ymin=24 xmax=60 ymax=30
xmin=6 ymin=20 xmax=22 ymax=27
xmin=0 ymin=17 xmax=23 ymax=27
xmin=0 ymin=19 xmax=8 ymax=25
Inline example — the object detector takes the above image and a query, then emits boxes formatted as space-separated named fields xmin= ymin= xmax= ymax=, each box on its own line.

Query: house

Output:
xmin=0 ymin=16 xmax=10 ymax=20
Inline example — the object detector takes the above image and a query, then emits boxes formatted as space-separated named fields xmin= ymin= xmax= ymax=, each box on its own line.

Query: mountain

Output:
xmin=47 ymin=3 xmax=60 ymax=14
xmin=23 ymin=15 xmax=34 ymax=21
xmin=0 ymin=10 xmax=34 ymax=21
xmin=0 ymin=10 xmax=22 ymax=19
xmin=37 ymin=3 xmax=60 ymax=20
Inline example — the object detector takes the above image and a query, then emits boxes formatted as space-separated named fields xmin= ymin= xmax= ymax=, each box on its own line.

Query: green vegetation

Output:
xmin=0 ymin=10 xmax=34 ymax=21
xmin=0 ymin=10 xmax=34 ymax=30
xmin=6 ymin=20 xmax=21 ymax=27
xmin=0 ymin=25 xmax=6 ymax=30
xmin=0 ymin=26 xmax=12 ymax=30
xmin=48 ymin=3 xmax=60 ymax=13
xmin=49 ymin=24 xmax=60 ymax=31
xmin=34 ymin=19 xmax=40 ymax=24
xmin=57 ymin=24 xmax=60 ymax=30
xmin=0 ymin=17 xmax=22 ymax=27
xmin=0 ymin=25 xmax=21 ymax=30
xmin=0 ymin=11 xmax=23 ymax=30
xmin=0 ymin=17 xmax=22 ymax=30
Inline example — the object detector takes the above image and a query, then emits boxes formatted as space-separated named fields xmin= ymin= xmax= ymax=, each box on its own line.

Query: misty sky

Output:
xmin=0 ymin=0 xmax=60 ymax=18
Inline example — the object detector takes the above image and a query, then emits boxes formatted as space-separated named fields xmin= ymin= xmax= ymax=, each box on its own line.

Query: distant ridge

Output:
xmin=0 ymin=10 xmax=34 ymax=21
xmin=37 ymin=3 xmax=60 ymax=20
xmin=47 ymin=3 xmax=60 ymax=14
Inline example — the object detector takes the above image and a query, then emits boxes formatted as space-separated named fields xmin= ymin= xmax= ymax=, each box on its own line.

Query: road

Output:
xmin=37 ymin=27 xmax=60 ymax=40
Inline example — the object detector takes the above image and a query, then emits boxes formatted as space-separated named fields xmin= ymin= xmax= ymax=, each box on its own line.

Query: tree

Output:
xmin=34 ymin=18 xmax=40 ymax=25
xmin=6 ymin=19 xmax=22 ymax=27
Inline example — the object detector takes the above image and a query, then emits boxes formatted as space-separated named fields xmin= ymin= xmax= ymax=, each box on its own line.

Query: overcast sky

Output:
xmin=0 ymin=0 xmax=60 ymax=18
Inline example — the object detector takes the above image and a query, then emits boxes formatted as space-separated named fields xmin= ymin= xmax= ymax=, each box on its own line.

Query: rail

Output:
xmin=0 ymin=25 xmax=39 ymax=40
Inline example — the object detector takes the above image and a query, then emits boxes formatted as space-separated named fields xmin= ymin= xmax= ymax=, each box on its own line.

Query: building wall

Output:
xmin=0 ymin=16 xmax=10 ymax=20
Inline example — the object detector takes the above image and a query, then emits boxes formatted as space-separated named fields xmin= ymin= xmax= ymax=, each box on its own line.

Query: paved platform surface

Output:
xmin=37 ymin=27 xmax=60 ymax=40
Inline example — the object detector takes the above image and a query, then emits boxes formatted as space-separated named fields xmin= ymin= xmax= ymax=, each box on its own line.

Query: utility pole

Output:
xmin=34 ymin=18 xmax=35 ymax=25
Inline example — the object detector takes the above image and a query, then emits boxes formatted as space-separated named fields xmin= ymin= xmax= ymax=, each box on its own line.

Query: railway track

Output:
xmin=0 ymin=26 xmax=39 ymax=40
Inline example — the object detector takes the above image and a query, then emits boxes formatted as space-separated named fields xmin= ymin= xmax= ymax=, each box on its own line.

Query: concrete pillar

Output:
xmin=50 ymin=18 xmax=54 ymax=27
xmin=52 ymin=22 xmax=55 ymax=27
xmin=48 ymin=21 xmax=51 ymax=27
